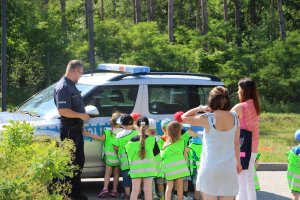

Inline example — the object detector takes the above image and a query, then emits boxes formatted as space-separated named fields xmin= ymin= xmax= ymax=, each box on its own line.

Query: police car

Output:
xmin=0 ymin=64 xmax=224 ymax=178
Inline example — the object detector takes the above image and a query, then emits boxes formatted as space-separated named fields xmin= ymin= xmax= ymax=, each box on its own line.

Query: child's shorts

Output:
xmin=121 ymin=169 xmax=132 ymax=188
xmin=183 ymin=176 xmax=191 ymax=181
xmin=155 ymin=177 xmax=166 ymax=184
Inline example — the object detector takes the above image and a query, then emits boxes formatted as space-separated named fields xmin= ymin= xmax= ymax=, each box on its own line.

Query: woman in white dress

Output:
xmin=181 ymin=86 xmax=242 ymax=200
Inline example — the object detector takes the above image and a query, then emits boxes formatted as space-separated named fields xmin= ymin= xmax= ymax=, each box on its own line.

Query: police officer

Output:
xmin=54 ymin=60 xmax=90 ymax=200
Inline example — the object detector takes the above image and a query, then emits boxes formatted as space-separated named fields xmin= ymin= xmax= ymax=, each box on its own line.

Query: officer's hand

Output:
xmin=80 ymin=113 xmax=91 ymax=121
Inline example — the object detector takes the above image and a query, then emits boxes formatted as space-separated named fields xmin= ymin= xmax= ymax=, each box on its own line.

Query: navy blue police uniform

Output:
xmin=54 ymin=76 xmax=86 ymax=197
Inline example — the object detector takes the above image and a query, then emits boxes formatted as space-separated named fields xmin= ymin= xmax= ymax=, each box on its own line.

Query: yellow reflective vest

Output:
xmin=125 ymin=135 xmax=158 ymax=178
xmin=161 ymin=139 xmax=190 ymax=181
xmin=287 ymin=150 xmax=300 ymax=192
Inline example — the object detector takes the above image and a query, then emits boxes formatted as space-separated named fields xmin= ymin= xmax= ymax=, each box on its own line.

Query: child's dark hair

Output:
xmin=137 ymin=116 xmax=149 ymax=160
xmin=166 ymin=121 xmax=181 ymax=143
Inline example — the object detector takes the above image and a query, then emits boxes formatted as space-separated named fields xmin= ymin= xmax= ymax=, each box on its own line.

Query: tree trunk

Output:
xmin=168 ymin=0 xmax=174 ymax=42
xmin=234 ymin=0 xmax=242 ymax=46
xmin=100 ymin=0 xmax=104 ymax=20
xmin=277 ymin=0 xmax=286 ymax=40
xmin=112 ymin=0 xmax=116 ymax=18
xmin=60 ymin=0 xmax=67 ymax=34
xmin=133 ymin=0 xmax=136 ymax=23
xmin=224 ymin=0 xmax=228 ymax=42
xmin=269 ymin=0 xmax=275 ymax=41
xmin=178 ymin=0 xmax=184 ymax=25
xmin=201 ymin=0 xmax=208 ymax=35
xmin=86 ymin=0 xmax=96 ymax=72
xmin=147 ymin=0 xmax=155 ymax=21
xmin=249 ymin=0 xmax=257 ymax=25
xmin=196 ymin=0 xmax=202 ymax=32
xmin=223 ymin=0 xmax=228 ymax=21
xmin=135 ymin=0 xmax=141 ymax=23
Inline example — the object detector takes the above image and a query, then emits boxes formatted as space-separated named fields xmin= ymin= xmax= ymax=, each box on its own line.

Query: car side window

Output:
xmin=149 ymin=85 xmax=188 ymax=114
xmin=149 ymin=85 xmax=213 ymax=114
xmin=84 ymin=85 xmax=139 ymax=117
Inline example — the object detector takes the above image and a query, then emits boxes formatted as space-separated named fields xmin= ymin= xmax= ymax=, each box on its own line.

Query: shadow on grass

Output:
xmin=257 ymin=190 xmax=290 ymax=200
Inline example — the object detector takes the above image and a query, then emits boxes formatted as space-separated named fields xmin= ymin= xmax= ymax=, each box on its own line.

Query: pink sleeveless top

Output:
xmin=240 ymin=99 xmax=259 ymax=153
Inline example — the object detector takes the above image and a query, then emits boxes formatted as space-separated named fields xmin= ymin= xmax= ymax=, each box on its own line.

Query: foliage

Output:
xmin=3 ymin=0 xmax=300 ymax=113
xmin=0 ymin=121 xmax=75 ymax=199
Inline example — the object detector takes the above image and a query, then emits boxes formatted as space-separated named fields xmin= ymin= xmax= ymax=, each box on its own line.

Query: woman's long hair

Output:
xmin=238 ymin=78 xmax=261 ymax=115
xmin=136 ymin=116 xmax=149 ymax=160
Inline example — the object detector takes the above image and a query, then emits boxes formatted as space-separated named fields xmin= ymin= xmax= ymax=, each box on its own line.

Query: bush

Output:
xmin=0 ymin=121 xmax=75 ymax=200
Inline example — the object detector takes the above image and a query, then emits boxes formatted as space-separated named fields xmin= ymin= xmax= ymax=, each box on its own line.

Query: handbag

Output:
xmin=240 ymin=104 xmax=252 ymax=170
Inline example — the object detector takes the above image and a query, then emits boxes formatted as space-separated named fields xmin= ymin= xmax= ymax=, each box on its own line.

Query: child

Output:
xmin=287 ymin=129 xmax=300 ymax=200
xmin=154 ymin=118 xmax=172 ymax=200
xmin=187 ymin=134 xmax=203 ymax=200
xmin=125 ymin=116 xmax=159 ymax=200
xmin=83 ymin=111 xmax=122 ymax=198
xmin=161 ymin=121 xmax=190 ymax=200
xmin=174 ymin=111 xmax=192 ymax=199
xmin=147 ymin=118 xmax=160 ymax=200
xmin=113 ymin=114 xmax=139 ymax=200
xmin=254 ymin=153 xmax=261 ymax=191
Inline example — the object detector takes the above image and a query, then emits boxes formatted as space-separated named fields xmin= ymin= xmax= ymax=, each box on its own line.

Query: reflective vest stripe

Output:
xmin=105 ymin=158 xmax=120 ymax=164
xmin=104 ymin=151 xmax=118 ymax=156
xmin=165 ymin=168 xmax=190 ymax=177
xmin=288 ymin=171 xmax=300 ymax=179
xmin=164 ymin=160 xmax=187 ymax=168
xmin=254 ymin=168 xmax=260 ymax=190
xmin=131 ymin=158 xmax=155 ymax=165
xmin=130 ymin=168 xmax=157 ymax=174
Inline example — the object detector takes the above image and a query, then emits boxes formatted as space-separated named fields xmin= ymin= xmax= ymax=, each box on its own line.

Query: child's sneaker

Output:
xmin=109 ymin=190 xmax=119 ymax=197
xmin=159 ymin=196 xmax=165 ymax=200
xmin=98 ymin=188 xmax=109 ymax=198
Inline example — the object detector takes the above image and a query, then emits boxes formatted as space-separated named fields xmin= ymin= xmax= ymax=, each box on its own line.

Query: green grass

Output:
xmin=259 ymin=113 xmax=300 ymax=162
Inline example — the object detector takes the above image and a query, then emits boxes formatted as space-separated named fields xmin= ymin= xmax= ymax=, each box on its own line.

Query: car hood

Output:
xmin=0 ymin=111 xmax=39 ymax=123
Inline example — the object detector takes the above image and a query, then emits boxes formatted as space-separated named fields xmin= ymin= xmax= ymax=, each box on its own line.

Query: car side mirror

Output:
xmin=85 ymin=105 xmax=99 ymax=117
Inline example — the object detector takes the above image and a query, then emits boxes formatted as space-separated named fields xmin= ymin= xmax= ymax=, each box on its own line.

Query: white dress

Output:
xmin=196 ymin=112 xmax=239 ymax=196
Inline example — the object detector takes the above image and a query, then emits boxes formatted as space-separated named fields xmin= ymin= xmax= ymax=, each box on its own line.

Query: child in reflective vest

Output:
xmin=113 ymin=114 xmax=138 ymax=200
xmin=161 ymin=121 xmax=190 ymax=200
xmin=287 ymin=129 xmax=300 ymax=200
xmin=125 ymin=116 xmax=160 ymax=200
xmin=187 ymin=134 xmax=203 ymax=200
xmin=83 ymin=111 xmax=123 ymax=198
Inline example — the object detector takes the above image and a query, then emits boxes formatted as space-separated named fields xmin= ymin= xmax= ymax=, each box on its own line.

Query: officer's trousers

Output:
xmin=60 ymin=119 xmax=85 ymax=196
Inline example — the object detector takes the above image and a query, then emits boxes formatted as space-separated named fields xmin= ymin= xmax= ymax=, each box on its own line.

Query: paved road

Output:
xmin=82 ymin=171 xmax=292 ymax=200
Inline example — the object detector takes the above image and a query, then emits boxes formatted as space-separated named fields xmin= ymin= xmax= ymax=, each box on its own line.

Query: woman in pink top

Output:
xmin=231 ymin=78 xmax=260 ymax=200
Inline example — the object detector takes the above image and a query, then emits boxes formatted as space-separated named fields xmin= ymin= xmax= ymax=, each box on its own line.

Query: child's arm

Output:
xmin=184 ymin=147 xmax=190 ymax=160
xmin=83 ymin=130 xmax=105 ymax=141
xmin=187 ymin=128 xmax=198 ymax=137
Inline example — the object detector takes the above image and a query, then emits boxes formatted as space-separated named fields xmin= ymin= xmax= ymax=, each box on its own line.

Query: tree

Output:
xmin=86 ymin=0 xmax=96 ymax=70
xmin=60 ymin=0 xmax=67 ymax=34
xmin=234 ymin=0 xmax=242 ymax=46
xmin=201 ymin=0 xmax=208 ymax=35
xmin=135 ymin=0 xmax=141 ymax=23
xmin=168 ymin=0 xmax=174 ymax=42
xmin=196 ymin=0 xmax=202 ymax=32
xmin=277 ymin=0 xmax=286 ymax=40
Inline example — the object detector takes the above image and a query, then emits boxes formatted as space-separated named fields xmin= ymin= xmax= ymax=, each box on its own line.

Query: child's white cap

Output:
xmin=148 ymin=118 xmax=156 ymax=130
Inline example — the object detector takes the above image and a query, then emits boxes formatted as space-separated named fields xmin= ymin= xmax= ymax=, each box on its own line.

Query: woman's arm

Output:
xmin=83 ymin=130 xmax=105 ymax=141
xmin=181 ymin=105 xmax=210 ymax=127
xmin=234 ymin=127 xmax=242 ymax=174
xmin=231 ymin=103 xmax=242 ymax=118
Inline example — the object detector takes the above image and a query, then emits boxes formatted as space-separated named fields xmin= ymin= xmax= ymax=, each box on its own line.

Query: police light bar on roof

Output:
xmin=98 ymin=63 xmax=150 ymax=73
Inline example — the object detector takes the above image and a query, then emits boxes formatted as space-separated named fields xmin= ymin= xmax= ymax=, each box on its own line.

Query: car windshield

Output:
xmin=18 ymin=83 xmax=94 ymax=117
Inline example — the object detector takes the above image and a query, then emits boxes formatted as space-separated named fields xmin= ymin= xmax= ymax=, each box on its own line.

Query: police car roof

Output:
xmin=78 ymin=72 xmax=223 ymax=86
